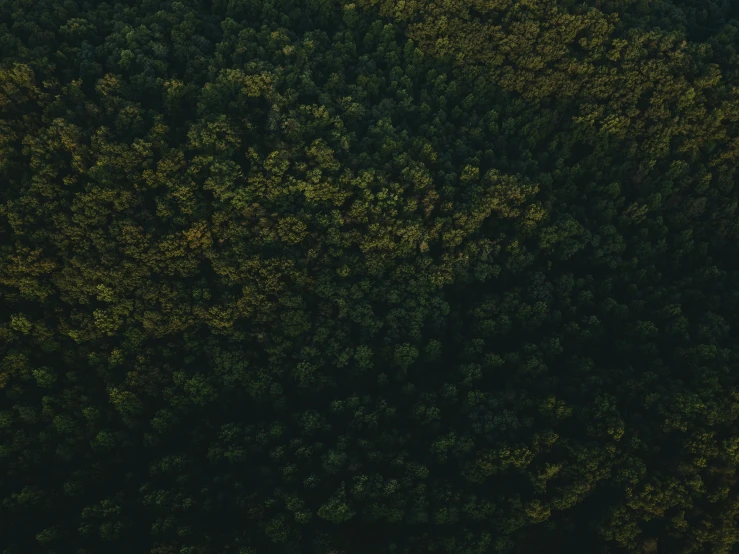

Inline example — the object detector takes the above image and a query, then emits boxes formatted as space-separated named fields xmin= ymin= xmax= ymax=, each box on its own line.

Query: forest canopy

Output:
xmin=3 ymin=0 xmax=739 ymax=552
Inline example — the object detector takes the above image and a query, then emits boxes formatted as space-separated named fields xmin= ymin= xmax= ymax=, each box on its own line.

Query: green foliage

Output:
xmin=2 ymin=0 xmax=739 ymax=552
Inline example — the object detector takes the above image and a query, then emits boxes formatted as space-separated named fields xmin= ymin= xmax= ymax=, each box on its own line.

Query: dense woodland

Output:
xmin=3 ymin=0 xmax=739 ymax=552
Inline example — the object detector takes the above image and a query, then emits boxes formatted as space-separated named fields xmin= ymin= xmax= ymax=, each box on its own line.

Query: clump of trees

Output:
xmin=2 ymin=0 xmax=739 ymax=553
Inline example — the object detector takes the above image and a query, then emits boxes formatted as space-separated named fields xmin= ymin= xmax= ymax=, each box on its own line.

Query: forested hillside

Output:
xmin=3 ymin=0 xmax=739 ymax=552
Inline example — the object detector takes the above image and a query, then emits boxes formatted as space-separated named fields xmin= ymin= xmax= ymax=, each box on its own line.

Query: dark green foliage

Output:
xmin=3 ymin=0 xmax=739 ymax=553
